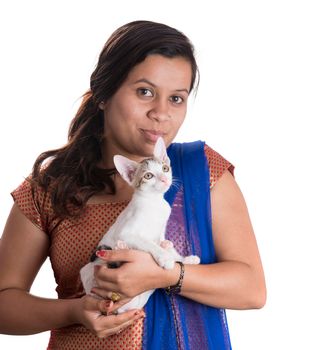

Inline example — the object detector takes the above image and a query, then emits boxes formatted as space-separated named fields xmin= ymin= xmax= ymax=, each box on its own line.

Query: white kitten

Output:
xmin=80 ymin=137 xmax=200 ymax=312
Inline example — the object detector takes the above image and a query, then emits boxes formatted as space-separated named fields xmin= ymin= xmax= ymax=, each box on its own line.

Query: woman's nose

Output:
xmin=147 ymin=98 xmax=170 ymax=122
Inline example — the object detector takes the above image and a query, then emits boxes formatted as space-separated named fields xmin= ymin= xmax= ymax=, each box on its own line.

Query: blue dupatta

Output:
xmin=142 ymin=141 xmax=232 ymax=350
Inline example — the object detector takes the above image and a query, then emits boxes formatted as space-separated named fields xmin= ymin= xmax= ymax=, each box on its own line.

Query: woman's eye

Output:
xmin=138 ymin=88 xmax=153 ymax=97
xmin=170 ymin=95 xmax=184 ymax=104
xmin=162 ymin=164 xmax=170 ymax=172
xmin=144 ymin=172 xmax=154 ymax=180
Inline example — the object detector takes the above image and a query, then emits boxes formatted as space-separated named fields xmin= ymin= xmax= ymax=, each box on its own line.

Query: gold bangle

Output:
xmin=165 ymin=262 xmax=185 ymax=295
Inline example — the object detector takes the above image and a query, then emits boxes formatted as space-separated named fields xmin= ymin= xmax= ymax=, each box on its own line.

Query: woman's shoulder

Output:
xmin=169 ymin=141 xmax=234 ymax=189
xmin=11 ymin=176 xmax=53 ymax=232
xmin=203 ymin=144 xmax=234 ymax=189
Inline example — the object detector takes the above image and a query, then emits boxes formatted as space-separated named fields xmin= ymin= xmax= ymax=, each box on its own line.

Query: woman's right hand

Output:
xmin=74 ymin=294 xmax=145 ymax=338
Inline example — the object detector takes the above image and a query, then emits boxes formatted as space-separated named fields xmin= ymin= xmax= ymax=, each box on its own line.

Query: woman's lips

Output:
xmin=141 ymin=129 xmax=165 ymax=143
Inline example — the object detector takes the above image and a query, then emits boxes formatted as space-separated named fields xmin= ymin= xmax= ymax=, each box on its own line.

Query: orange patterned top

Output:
xmin=11 ymin=144 xmax=233 ymax=350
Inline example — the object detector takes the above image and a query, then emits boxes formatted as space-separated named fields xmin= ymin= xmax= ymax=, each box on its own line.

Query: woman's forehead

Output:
xmin=125 ymin=55 xmax=192 ymax=92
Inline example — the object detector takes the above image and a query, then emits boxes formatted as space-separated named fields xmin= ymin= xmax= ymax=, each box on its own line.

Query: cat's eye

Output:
xmin=162 ymin=164 xmax=170 ymax=172
xmin=144 ymin=172 xmax=154 ymax=180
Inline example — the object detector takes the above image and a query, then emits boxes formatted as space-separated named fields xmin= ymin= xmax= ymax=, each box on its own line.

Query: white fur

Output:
xmin=80 ymin=137 xmax=200 ymax=313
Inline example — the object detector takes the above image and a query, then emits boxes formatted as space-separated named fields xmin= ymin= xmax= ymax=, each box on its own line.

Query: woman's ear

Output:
xmin=99 ymin=101 xmax=105 ymax=110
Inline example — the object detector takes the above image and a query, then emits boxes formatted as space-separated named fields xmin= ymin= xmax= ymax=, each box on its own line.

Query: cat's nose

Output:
xmin=160 ymin=176 xmax=169 ymax=185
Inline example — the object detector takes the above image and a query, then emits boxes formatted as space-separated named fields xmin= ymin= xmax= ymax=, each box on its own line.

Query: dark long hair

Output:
xmin=32 ymin=20 xmax=199 ymax=217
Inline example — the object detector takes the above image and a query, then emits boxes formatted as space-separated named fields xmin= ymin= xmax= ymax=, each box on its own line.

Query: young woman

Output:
xmin=0 ymin=20 xmax=266 ymax=349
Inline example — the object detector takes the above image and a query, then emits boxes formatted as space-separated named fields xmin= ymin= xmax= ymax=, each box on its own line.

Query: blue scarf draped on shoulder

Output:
xmin=142 ymin=141 xmax=232 ymax=350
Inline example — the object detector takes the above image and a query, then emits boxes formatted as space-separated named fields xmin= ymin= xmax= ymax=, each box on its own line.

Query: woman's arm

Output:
xmin=180 ymin=170 xmax=266 ymax=309
xmin=0 ymin=204 xmax=144 ymax=337
xmin=94 ymin=171 xmax=266 ymax=311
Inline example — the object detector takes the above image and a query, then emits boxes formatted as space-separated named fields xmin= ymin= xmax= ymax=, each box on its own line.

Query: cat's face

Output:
xmin=134 ymin=158 xmax=172 ymax=193
xmin=113 ymin=137 xmax=172 ymax=194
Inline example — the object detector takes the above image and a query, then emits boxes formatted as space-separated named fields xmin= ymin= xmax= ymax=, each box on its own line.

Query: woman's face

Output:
xmin=101 ymin=54 xmax=192 ymax=165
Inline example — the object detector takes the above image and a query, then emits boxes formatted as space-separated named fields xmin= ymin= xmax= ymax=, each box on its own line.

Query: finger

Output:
xmin=91 ymin=287 xmax=127 ymax=304
xmin=82 ymin=294 xmax=110 ymax=315
xmin=105 ymin=312 xmax=144 ymax=337
xmin=96 ymin=249 xmax=137 ymax=263
xmin=94 ymin=262 xmax=133 ymax=287
xmin=107 ymin=298 xmax=133 ymax=314
xmin=101 ymin=309 xmax=145 ymax=328
xmin=84 ymin=294 xmax=118 ymax=314
xmin=91 ymin=286 xmax=113 ymax=300
xmin=108 ymin=310 xmax=145 ymax=334
xmin=96 ymin=309 xmax=145 ymax=338
xmin=96 ymin=296 xmax=127 ymax=315
xmin=94 ymin=291 xmax=133 ymax=315
xmin=94 ymin=264 xmax=123 ymax=286
xmin=95 ymin=298 xmax=114 ymax=315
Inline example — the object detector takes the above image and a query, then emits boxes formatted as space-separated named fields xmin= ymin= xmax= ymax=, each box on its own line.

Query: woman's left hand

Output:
xmin=92 ymin=249 xmax=177 ymax=312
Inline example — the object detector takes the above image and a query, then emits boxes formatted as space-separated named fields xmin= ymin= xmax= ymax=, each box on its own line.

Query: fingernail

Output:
xmin=104 ymin=300 xmax=113 ymax=308
xmin=134 ymin=310 xmax=144 ymax=316
xmin=96 ymin=250 xmax=107 ymax=258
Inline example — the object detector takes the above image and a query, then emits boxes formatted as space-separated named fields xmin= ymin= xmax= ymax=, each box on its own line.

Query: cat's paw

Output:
xmin=183 ymin=255 xmax=200 ymax=265
xmin=114 ymin=240 xmax=129 ymax=250
xmin=156 ymin=253 xmax=175 ymax=270
xmin=160 ymin=239 xmax=174 ymax=250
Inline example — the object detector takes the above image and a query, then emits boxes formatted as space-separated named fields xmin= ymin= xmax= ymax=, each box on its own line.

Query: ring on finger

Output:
xmin=110 ymin=291 xmax=121 ymax=302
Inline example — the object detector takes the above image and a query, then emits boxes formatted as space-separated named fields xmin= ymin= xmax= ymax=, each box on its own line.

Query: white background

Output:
xmin=0 ymin=0 xmax=313 ymax=349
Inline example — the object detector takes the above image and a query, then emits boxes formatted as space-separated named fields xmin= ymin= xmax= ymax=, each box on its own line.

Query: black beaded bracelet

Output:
xmin=165 ymin=262 xmax=185 ymax=295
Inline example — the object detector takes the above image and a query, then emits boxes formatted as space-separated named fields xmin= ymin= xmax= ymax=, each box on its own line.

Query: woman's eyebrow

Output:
xmin=133 ymin=78 xmax=156 ymax=87
xmin=133 ymin=78 xmax=189 ymax=94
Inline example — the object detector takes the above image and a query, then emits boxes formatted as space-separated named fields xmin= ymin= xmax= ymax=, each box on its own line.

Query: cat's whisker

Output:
xmin=170 ymin=183 xmax=181 ymax=191
xmin=170 ymin=177 xmax=182 ymax=191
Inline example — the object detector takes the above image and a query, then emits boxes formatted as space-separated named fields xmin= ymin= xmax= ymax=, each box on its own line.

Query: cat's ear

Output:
xmin=113 ymin=155 xmax=139 ymax=185
xmin=154 ymin=137 xmax=170 ymax=165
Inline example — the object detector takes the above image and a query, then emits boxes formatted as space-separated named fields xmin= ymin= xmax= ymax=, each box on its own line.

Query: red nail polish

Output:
xmin=96 ymin=250 xmax=107 ymax=258
xmin=103 ymin=300 xmax=112 ymax=308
